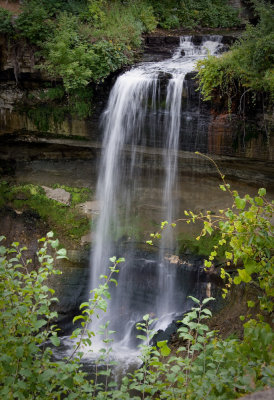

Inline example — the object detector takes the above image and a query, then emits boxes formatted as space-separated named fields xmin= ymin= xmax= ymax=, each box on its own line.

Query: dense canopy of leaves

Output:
xmin=0 ymin=0 xmax=240 ymax=92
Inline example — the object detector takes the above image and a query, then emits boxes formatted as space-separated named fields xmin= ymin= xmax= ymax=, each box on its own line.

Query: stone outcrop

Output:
xmin=42 ymin=186 xmax=71 ymax=205
xmin=241 ymin=389 xmax=274 ymax=400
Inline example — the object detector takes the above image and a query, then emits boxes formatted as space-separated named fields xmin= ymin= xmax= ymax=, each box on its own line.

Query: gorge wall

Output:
xmin=0 ymin=32 xmax=273 ymax=332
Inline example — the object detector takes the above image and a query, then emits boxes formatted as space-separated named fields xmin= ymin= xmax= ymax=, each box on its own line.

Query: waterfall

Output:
xmin=90 ymin=36 xmax=223 ymax=347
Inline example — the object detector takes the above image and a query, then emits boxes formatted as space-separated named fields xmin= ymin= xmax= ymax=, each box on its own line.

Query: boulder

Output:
xmin=42 ymin=186 xmax=71 ymax=205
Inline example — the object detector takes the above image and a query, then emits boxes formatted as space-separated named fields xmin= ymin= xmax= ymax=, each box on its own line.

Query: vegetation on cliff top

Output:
xmin=0 ymin=1 xmax=239 ymax=91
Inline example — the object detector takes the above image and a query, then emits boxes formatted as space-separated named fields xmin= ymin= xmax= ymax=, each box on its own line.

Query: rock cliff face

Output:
xmin=0 ymin=33 xmax=272 ymax=163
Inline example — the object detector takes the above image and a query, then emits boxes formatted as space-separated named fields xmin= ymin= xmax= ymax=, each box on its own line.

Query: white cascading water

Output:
xmin=90 ymin=36 xmax=223 ymax=350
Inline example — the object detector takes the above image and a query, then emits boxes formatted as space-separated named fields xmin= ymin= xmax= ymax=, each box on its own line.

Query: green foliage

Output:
xmin=26 ymin=103 xmax=67 ymax=132
xmin=197 ymin=1 xmax=274 ymax=103
xmin=0 ymin=234 xmax=83 ymax=399
xmin=184 ymin=154 xmax=273 ymax=312
xmin=200 ymin=184 xmax=274 ymax=311
xmin=14 ymin=1 xmax=156 ymax=92
xmin=148 ymin=154 xmax=274 ymax=312
xmin=39 ymin=12 xmax=129 ymax=90
xmin=150 ymin=0 xmax=239 ymax=29
xmin=119 ymin=298 xmax=273 ymax=399
xmin=0 ymin=232 xmax=273 ymax=399
xmin=41 ymin=86 xmax=66 ymax=101
xmin=68 ymin=87 xmax=94 ymax=119
xmin=15 ymin=1 xmax=52 ymax=44
xmin=3 ymin=0 xmax=240 ymax=94
xmin=21 ymin=0 xmax=88 ymax=16
xmin=23 ymin=85 xmax=94 ymax=129
xmin=52 ymin=184 xmax=92 ymax=206
xmin=0 ymin=7 xmax=14 ymax=35
xmin=176 ymin=230 xmax=228 ymax=259
xmin=88 ymin=0 xmax=156 ymax=48
xmin=87 ymin=0 xmax=106 ymax=26
xmin=0 ymin=182 xmax=91 ymax=242
xmin=0 ymin=240 xmax=125 ymax=398
xmin=180 ymin=0 xmax=239 ymax=29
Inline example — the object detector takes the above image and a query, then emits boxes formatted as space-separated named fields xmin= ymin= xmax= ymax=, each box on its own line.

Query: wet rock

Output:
xmin=76 ymin=200 xmax=100 ymax=216
xmin=217 ymin=44 xmax=230 ymax=54
xmin=221 ymin=35 xmax=237 ymax=45
xmin=165 ymin=36 xmax=180 ymax=45
xmin=81 ymin=232 xmax=92 ymax=245
xmin=42 ymin=186 xmax=71 ymax=205
xmin=0 ymin=83 xmax=24 ymax=111
xmin=158 ymin=71 xmax=172 ymax=82
xmin=192 ymin=36 xmax=203 ymax=46
xmin=152 ymin=320 xmax=180 ymax=345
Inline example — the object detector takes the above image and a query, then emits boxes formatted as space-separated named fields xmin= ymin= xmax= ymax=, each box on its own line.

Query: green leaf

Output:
xmin=204 ymin=260 xmax=212 ymax=268
xmin=225 ymin=251 xmax=233 ymax=260
xmin=258 ymin=188 xmax=266 ymax=196
xmin=0 ymin=246 xmax=7 ymax=255
xmin=255 ymin=196 xmax=263 ymax=206
xmin=235 ymin=196 xmax=246 ymax=210
xmin=238 ymin=269 xmax=251 ymax=283
xmin=245 ymin=260 xmax=258 ymax=275
xmin=234 ymin=275 xmax=242 ymax=285
xmin=15 ymin=346 xmax=24 ymax=357
xmin=73 ymin=315 xmax=86 ymax=323
xmin=157 ymin=341 xmax=171 ymax=356
xmin=202 ymin=297 xmax=215 ymax=305
xmin=51 ymin=239 xmax=59 ymax=249
xmin=188 ymin=296 xmax=200 ymax=304
xmin=34 ymin=319 xmax=47 ymax=330
xmin=56 ymin=248 xmax=67 ymax=257
xmin=47 ymin=231 xmax=54 ymax=238
xmin=50 ymin=335 xmax=60 ymax=347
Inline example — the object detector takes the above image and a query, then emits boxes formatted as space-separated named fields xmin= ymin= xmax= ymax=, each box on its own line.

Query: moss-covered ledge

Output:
xmin=0 ymin=181 xmax=93 ymax=248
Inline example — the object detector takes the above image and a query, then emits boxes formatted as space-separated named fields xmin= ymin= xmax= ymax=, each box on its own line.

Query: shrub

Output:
xmin=15 ymin=1 xmax=52 ymax=44
xmin=0 ymin=182 xmax=273 ymax=399
xmin=196 ymin=1 xmax=274 ymax=104
xmin=149 ymin=0 xmax=240 ymax=29
xmin=40 ymin=12 xmax=130 ymax=90
xmin=0 ymin=7 xmax=14 ymax=35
